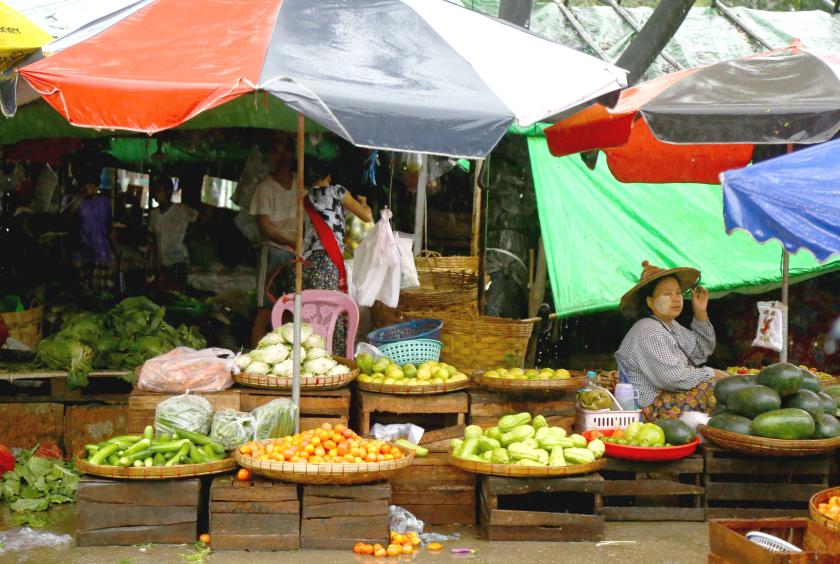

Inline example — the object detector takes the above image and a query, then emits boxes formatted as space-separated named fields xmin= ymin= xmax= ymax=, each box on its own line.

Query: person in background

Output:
xmin=62 ymin=166 xmax=118 ymax=297
xmin=249 ymin=136 xmax=297 ymax=347
xmin=615 ymin=260 xmax=728 ymax=421
xmin=148 ymin=175 xmax=198 ymax=292
xmin=303 ymin=151 xmax=372 ymax=355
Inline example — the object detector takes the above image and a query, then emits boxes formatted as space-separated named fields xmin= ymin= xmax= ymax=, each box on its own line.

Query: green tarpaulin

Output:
xmin=527 ymin=137 xmax=840 ymax=318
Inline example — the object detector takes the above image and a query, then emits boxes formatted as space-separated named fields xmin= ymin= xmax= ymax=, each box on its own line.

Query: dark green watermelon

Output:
xmin=751 ymin=408 xmax=815 ymax=440
xmin=708 ymin=413 xmax=753 ymax=435
xmin=756 ymin=362 xmax=804 ymax=397
xmin=782 ymin=389 xmax=824 ymax=420
xmin=813 ymin=414 xmax=840 ymax=439
xmin=714 ymin=375 xmax=757 ymax=405
xmin=818 ymin=392 xmax=838 ymax=416
xmin=727 ymin=385 xmax=782 ymax=419
xmin=654 ymin=419 xmax=696 ymax=445
xmin=799 ymin=369 xmax=821 ymax=393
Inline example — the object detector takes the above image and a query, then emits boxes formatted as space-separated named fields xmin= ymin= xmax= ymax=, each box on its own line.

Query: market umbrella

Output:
xmin=0 ymin=2 xmax=52 ymax=72
xmin=543 ymin=42 xmax=840 ymax=184
xmin=14 ymin=0 xmax=626 ymax=428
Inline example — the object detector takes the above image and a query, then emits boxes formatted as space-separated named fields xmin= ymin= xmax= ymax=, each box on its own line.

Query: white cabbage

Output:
xmin=257 ymin=332 xmax=283 ymax=348
xmin=245 ymin=361 xmax=270 ymax=374
xmin=328 ymin=364 xmax=351 ymax=377
xmin=272 ymin=360 xmax=294 ymax=376
xmin=304 ymin=357 xmax=337 ymax=375
xmin=279 ymin=322 xmax=313 ymax=345
xmin=235 ymin=353 xmax=252 ymax=370
xmin=306 ymin=347 xmax=328 ymax=361
xmin=304 ymin=334 xmax=327 ymax=350
xmin=250 ymin=343 xmax=289 ymax=364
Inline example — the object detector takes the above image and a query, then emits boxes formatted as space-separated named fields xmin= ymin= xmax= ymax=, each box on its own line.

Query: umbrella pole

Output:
xmin=781 ymin=249 xmax=790 ymax=363
xmin=292 ymin=113 xmax=305 ymax=433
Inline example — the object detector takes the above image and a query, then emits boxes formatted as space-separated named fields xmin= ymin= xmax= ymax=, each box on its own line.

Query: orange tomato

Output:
xmin=353 ymin=542 xmax=365 ymax=554
xmin=391 ymin=533 xmax=404 ymax=544
xmin=409 ymin=536 xmax=421 ymax=547
xmin=365 ymin=453 xmax=377 ymax=462
xmin=383 ymin=454 xmax=394 ymax=461
xmin=376 ymin=454 xmax=385 ymax=462
xmin=332 ymin=433 xmax=344 ymax=444
xmin=386 ymin=545 xmax=401 ymax=557
xmin=362 ymin=544 xmax=375 ymax=555
xmin=304 ymin=444 xmax=315 ymax=454
xmin=343 ymin=428 xmax=355 ymax=439
xmin=236 ymin=468 xmax=251 ymax=482
xmin=315 ymin=446 xmax=326 ymax=457
xmin=198 ymin=533 xmax=211 ymax=545
xmin=311 ymin=436 xmax=321 ymax=446
xmin=321 ymin=422 xmax=334 ymax=431
xmin=334 ymin=423 xmax=347 ymax=433
xmin=381 ymin=444 xmax=392 ymax=454
xmin=401 ymin=543 xmax=413 ymax=555
xmin=323 ymin=440 xmax=337 ymax=450
xmin=374 ymin=547 xmax=387 ymax=557
xmin=239 ymin=445 xmax=252 ymax=455
xmin=391 ymin=448 xmax=402 ymax=457
xmin=427 ymin=542 xmax=443 ymax=551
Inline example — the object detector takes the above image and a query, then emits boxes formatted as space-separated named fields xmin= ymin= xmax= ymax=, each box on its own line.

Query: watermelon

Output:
xmin=727 ymin=385 xmax=781 ymax=419
xmin=707 ymin=413 xmax=753 ymax=436
xmin=714 ymin=375 xmax=757 ymax=405
xmin=756 ymin=362 xmax=804 ymax=397
xmin=654 ymin=419 xmax=696 ymax=445
xmin=813 ymin=414 xmax=840 ymax=439
xmin=799 ymin=369 xmax=821 ymax=393
xmin=751 ymin=408 xmax=815 ymax=440
xmin=818 ymin=392 xmax=838 ymax=417
xmin=782 ymin=390 xmax=824 ymax=420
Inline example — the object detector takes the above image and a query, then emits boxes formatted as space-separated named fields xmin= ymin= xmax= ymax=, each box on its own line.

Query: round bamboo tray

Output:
xmin=355 ymin=378 xmax=470 ymax=395
xmin=236 ymin=445 xmax=414 ymax=485
xmin=233 ymin=358 xmax=358 ymax=390
xmin=471 ymin=370 xmax=586 ymax=394
xmin=75 ymin=451 xmax=235 ymax=480
xmin=448 ymin=453 xmax=604 ymax=477
xmin=809 ymin=486 xmax=840 ymax=533
xmin=698 ymin=425 xmax=840 ymax=457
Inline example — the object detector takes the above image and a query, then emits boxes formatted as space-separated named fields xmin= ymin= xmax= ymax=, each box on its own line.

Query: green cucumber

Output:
xmin=165 ymin=443 xmax=191 ymax=467
xmin=123 ymin=438 xmax=151 ymax=456
xmin=395 ymin=439 xmax=429 ymax=457
xmin=88 ymin=442 xmax=119 ymax=465
xmin=107 ymin=454 xmax=120 ymax=466
xmin=173 ymin=428 xmax=225 ymax=453
xmin=153 ymin=453 xmax=166 ymax=466
xmin=144 ymin=457 xmax=154 ymax=468
xmin=150 ymin=439 xmax=190 ymax=453
xmin=143 ymin=425 xmax=154 ymax=441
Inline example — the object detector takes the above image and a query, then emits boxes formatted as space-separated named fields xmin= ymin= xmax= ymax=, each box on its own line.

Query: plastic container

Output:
xmin=379 ymin=339 xmax=443 ymax=365
xmin=614 ymin=383 xmax=639 ymax=411
xmin=367 ymin=319 xmax=443 ymax=347
xmin=745 ymin=531 xmax=801 ymax=553
xmin=575 ymin=384 xmax=642 ymax=432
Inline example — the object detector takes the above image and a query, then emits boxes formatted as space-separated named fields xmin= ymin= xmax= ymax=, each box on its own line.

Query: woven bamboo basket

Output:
xmin=414 ymin=253 xmax=479 ymax=274
xmin=810 ymin=487 xmax=840 ymax=533
xmin=1 ymin=302 xmax=43 ymax=349
xmin=698 ymin=425 xmax=840 ymax=457
xmin=355 ymin=377 xmax=469 ymax=395
xmin=236 ymin=443 xmax=414 ymax=484
xmin=471 ymin=370 xmax=586 ymax=394
xmin=448 ymin=453 xmax=604 ymax=478
xmin=74 ymin=451 xmax=235 ymax=480
xmin=233 ymin=358 xmax=358 ymax=391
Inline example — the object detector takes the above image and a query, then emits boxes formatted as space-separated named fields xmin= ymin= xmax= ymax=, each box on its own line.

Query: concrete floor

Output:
xmin=0 ymin=505 xmax=710 ymax=564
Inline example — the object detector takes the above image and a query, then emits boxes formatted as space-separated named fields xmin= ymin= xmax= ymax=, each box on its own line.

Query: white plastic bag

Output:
xmin=352 ymin=209 xmax=401 ymax=307
xmin=137 ymin=347 xmax=237 ymax=393
xmin=396 ymin=233 xmax=420 ymax=290
xmin=154 ymin=393 xmax=213 ymax=437
xmin=752 ymin=301 xmax=786 ymax=352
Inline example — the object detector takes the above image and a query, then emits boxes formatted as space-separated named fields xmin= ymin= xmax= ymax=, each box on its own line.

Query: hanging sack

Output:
xmin=752 ymin=301 xmax=786 ymax=352
xmin=396 ymin=233 xmax=420 ymax=290
xmin=352 ymin=209 xmax=401 ymax=307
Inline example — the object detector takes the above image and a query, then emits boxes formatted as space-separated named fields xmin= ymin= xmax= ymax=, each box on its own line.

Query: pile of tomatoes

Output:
xmin=352 ymin=531 xmax=424 ymax=557
xmin=238 ymin=423 xmax=406 ymax=464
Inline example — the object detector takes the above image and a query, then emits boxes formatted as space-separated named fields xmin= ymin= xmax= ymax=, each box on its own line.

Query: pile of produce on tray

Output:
xmin=816 ymin=494 xmax=840 ymax=522
xmin=235 ymin=323 xmax=352 ymax=379
xmin=709 ymin=362 xmax=840 ymax=440
xmin=238 ymin=423 xmax=408 ymax=464
xmin=34 ymin=296 xmax=205 ymax=388
xmin=352 ymin=531 xmax=423 ymax=557
xmin=727 ymin=364 xmax=836 ymax=383
xmin=354 ymin=353 xmax=468 ymax=388
xmin=591 ymin=419 xmax=696 ymax=447
xmin=1 ymin=444 xmax=79 ymax=512
xmin=481 ymin=367 xmax=573 ymax=381
xmin=450 ymin=412 xmax=604 ymax=467
xmin=82 ymin=426 xmax=229 ymax=468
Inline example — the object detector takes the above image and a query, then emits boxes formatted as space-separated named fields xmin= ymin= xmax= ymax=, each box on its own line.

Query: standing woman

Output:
xmin=302 ymin=153 xmax=372 ymax=355
xmin=615 ymin=261 xmax=728 ymax=421
xmin=148 ymin=175 xmax=198 ymax=292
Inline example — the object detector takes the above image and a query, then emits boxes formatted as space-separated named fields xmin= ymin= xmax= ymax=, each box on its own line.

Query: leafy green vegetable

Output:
xmin=180 ymin=541 xmax=211 ymax=562
xmin=14 ymin=512 xmax=50 ymax=527
xmin=0 ymin=445 xmax=79 ymax=512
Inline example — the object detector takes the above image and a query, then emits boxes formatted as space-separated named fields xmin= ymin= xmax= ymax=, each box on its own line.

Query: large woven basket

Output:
xmin=75 ymin=451 xmax=235 ymax=480
xmin=414 ymin=253 xmax=479 ymax=274
xmin=233 ymin=358 xmax=358 ymax=391
xmin=699 ymin=425 xmax=840 ymax=457
xmin=809 ymin=487 xmax=840 ymax=533
xmin=448 ymin=453 xmax=604 ymax=478
xmin=371 ymin=269 xmax=481 ymax=328
xmin=471 ymin=370 xmax=586 ymax=394
xmin=1 ymin=302 xmax=43 ymax=349
xmin=236 ymin=443 xmax=414 ymax=484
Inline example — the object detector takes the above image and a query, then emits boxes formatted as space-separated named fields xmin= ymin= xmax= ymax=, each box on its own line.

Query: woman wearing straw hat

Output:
xmin=616 ymin=261 xmax=728 ymax=421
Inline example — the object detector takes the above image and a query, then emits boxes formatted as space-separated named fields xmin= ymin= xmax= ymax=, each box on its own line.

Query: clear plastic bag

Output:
xmin=154 ymin=393 xmax=213 ymax=437
xmin=252 ymin=398 xmax=298 ymax=441
xmin=137 ymin=347 xmax=236 ymax=393
xmin=0 ymin=527 xmax=72 ymax=554
xmin=389 ymin=505 xmax=424 ymax=534
xmin=396 ymin=233 xmax=420 ymax=290
xmin=352 ymin=208 xmax=401 ymax=307
xmin=210 ymin=409 xmax=256 ymax=450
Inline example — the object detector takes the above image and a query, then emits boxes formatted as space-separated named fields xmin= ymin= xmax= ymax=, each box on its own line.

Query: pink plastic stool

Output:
xmin=270 ymin=290 xmax=359 ymax=358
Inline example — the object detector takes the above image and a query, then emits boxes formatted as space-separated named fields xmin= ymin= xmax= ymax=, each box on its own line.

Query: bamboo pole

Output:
xmin=292 ymin=113 xmax=305 ymax=432
xmin=470 ymin=160 xmax=484 ymax=256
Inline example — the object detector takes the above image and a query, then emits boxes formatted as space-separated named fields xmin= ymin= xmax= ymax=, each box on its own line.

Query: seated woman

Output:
xmin=616 ymin=261 xmax=727 ymax=421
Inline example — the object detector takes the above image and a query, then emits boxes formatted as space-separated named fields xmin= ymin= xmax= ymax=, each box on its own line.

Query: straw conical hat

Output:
xmin=619 ymin=260 xmax=700 ymax=316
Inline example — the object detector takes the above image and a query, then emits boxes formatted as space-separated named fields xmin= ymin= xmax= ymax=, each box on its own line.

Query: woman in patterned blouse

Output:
xmin=615 ymin=261 xmax=728 ymax=421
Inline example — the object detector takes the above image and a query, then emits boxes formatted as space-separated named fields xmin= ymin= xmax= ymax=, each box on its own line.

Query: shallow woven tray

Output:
xmin=699 ymin=424 xmax=840 ymax=457
xmin=448 ymin=453 xmax=604 ymax=477
xmin=471 ymin=370 xmax=587 ymax=394
xmin=233 ymin=358 xmax=358 ymax=390
xmin=75 ymin=451 xmax=235 ymax=480
xmin=355 ymin=378 xmax=469 ymax=395
xmin=235 ymin=444 xmax=414 ymax=485
xmin=810 ymin=486 xmax=840 ymax=533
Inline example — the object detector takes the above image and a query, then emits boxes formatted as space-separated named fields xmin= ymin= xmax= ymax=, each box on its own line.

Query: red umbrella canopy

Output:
xmin=545 ymin=43 xmax=840 ymax=184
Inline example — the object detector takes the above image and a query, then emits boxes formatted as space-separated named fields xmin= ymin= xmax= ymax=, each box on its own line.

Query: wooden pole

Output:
xmin=291 ymin=113 xmax=306 ymax=432
xmin=477 ymin=184 xmax=488 ymax=314
xmin=470 ymin=160 xmax=484 ymax=257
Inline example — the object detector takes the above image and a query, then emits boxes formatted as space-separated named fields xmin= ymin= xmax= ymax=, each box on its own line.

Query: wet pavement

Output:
xmin=0 ymin=505 xmax=709 ymax=564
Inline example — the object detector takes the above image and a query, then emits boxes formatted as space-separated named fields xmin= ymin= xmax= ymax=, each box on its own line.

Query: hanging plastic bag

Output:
xmin=252 ymin=398 xmax=298 ymax=440
xmin=210 ymin=409 xmax=256 ymax=450
xmin=752 ymin=301 xmax=786 ymax=352
xmin=352 ymin=209 xmax=401 ymax=308
xmin=154 ymin=393 xmax=213 ymax=436
xmin=396 ymin=233 xmax=420 ymax=290
xmin=137 ymin=347 xmax=237 ymax=393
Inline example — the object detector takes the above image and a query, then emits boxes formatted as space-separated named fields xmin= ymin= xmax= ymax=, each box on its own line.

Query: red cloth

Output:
xmin=304 ymin=197 xmax=347 ymax=293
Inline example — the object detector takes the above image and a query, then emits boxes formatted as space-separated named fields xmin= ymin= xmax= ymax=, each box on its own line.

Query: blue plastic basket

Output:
xmin=366 ymin=318 xmax=443 ymax=347
xmin=379 ymin=339 xmax=443 ymax=365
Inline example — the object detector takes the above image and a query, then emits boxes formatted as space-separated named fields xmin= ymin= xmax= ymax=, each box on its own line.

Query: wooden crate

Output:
xmin=0 ymin=371 xmax=133 ymax=403
xmin=239 ymin=387 xmax=350 ymax=432
xmin=708 ymin=518 xmax=840 ymax=563
xmin=210 ymin=475 xmax=299 ymax=551
xmin=64 ymin=404 xmax=128 ymax=457
xmin=75 ymin=477 xmax=201 ymax=546
xmin=600 ymin=455 xmax=705 ymax=522
xmin=354 ymin=390 xmax=468 ymax=435
xmin=418 ymin=425 xmax=465 ymax=453
xmin=300 ymin=483 xmax=390 ymax=550
xmin=0 ymin=402 xmax=64 ymax=449
xmin=390 ymin=453 xmax=476 ymax=525
xmin=127 ymin=388 xmax=240 ymax=433
xmin=703 ymin=445 xmax=831 ymax=519
xmin=468 ymin=389 xmax=575 ymax=433
xmin=479 ymin=475 xmax=605 ymax=542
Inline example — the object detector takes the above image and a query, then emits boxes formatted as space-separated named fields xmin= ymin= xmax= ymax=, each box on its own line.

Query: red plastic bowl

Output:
xmin=583 ymin=429 xmax=699 ymax=462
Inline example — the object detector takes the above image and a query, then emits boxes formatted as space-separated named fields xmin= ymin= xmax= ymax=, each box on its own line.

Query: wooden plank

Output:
xmin=484 ymin=474 xmax=604 ymax=496
xmin=76 ymin=522 xmax=197 ymax=546
xmin=64 ymin=404 xmax=128 ymax=456
xmin=0 ymin=402 xmax=64 ymax=449
xmin=302 ymin=499 xmax=388 ymax=518
xmin=211 ymin=533 xmax=299 ymax=551
xmin=603 ymin=479 xmax=704 ymax=497
xmin=603 ymin=455 xmax=703 ymax=474
xmin=401 ymin=504 xmax=476 ymax=525
xmin=210 ymin=478 xmax=297 ymax=502
xmin=211 ymin=500 xmax=300 ymax=514
xmin=239 ymin=388 xmax=350 ymax=414
xmin=391 ymin=490 xmax=475 ymax=506
xmin=482 ymin=511 xmax=604 ymax=543
xmin=600 ymin=507 xmax=705 ymax=522
xmin=303 ymin=483 xmax=390 ymax=501
xmin=704 ymin=457 xmax=830 ymax=476
xmin=127 ymin=389 xmax=240 ymax=410
xmin=301 ymin=514 xmax=388 ymax=540
xmin=705 ymin=508 xmax=810 ymax=520
xmin=76 ymin=478 xmax=200 ymax=506
xmin=489 ymin=509 xmax=600 ymax=527
xmin=356 ymin=390 xmax=468 ymax=414
xmin=705 ymin=482 xmax=824 ymax=502
xmin=76 ymin=503 xmax=197 ymax=532
xmin=211 ymin=512 xmax=299 ymax=534
xmin=468 ymin=391 xmax=575 ymax=418
xmin=300 ymin=536 xmax=386 ymax=550
xmin=419 ymin=426 xmax=465 ymax=445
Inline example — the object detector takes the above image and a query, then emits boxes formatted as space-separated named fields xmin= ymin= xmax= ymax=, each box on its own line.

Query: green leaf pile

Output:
xmin=1 ymin=446 xmax=79 ymax=512
xmin=35 ymin=296 xmax=206 ymax=388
